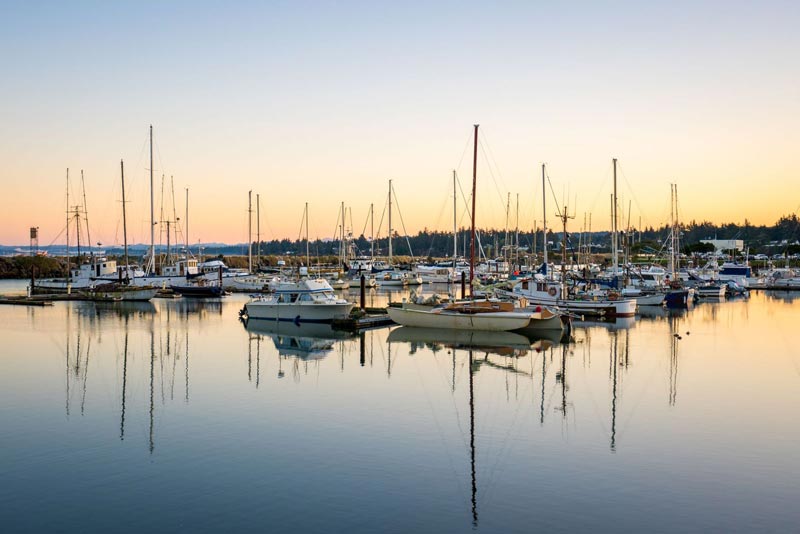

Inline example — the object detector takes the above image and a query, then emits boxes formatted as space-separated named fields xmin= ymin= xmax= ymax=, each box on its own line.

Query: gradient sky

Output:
xmin=1 ymin=0 xmax=798 ymax=247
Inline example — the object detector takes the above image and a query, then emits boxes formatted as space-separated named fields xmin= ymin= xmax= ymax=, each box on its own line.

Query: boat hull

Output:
xmin=244 ymin=301 xmax=355 ymax=322
xmin=387 ymin=306 xmax=531 ymax=331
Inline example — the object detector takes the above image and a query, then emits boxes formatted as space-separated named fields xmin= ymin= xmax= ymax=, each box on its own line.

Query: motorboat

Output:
xmin=244 ymin=278 xmax=354 ymax=322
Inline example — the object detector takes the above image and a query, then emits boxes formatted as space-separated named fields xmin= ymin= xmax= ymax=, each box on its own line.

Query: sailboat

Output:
xmin=501 ymin=161 xmax=637 ymax=318
xmin=388 ymin=125 xmax=535 ymax=332
xmin=81 ymin=161 xmax=158 ymax=302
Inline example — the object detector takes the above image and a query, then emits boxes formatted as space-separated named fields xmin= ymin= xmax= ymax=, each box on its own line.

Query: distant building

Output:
xmin=701 ymin=239 xmax=744 ymax=252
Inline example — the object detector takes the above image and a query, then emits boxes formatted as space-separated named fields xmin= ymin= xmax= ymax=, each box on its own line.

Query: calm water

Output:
xmin=1 ymin=281 xmax=799 ymax=533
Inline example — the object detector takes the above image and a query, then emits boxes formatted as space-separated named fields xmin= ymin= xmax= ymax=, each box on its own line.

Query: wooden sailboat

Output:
xmin=387 ymin=125 xmax=534 ymax=332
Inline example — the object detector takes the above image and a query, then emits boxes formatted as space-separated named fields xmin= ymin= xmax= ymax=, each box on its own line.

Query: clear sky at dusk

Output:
xmin=1 ymin=1 xmax=798 ymax=246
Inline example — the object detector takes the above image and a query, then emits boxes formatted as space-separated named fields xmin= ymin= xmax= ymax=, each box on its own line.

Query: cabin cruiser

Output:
xmin=243 ymin=278 xmax=354 ymax=322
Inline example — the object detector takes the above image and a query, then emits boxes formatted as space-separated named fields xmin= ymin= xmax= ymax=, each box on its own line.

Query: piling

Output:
xmin=360 ymin=275 xmax=366 ymax=311
xmin=461 ymin=271 xmax=466 ymax=300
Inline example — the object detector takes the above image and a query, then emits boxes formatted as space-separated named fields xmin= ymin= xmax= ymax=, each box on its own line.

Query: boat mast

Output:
xmin=370 ymin=202 xmax=374 ymax=261
xmin=121 ymin=160 xmax=130 ymax=282
xmin=185 ymin=188 xmax=189 ymax=257
xmin=248 ymin=190 xmax=253 ymax=274
xmin=612 ymin=158 xmax=618 ymax=285
xmin=256 ymin=193 xmax=261 ymax=267
xmin=148 ymin=125 xmax=155 ymax=276
xmin=669 ymin=184 xmax=675 ymax=277
xmin=388 ymin=180 xmax=393 ymax=265
xmin=305 ymin=202 xmax=310 ymax=269
xmin=80 ymin=169 xmax=93 ymax=268
xmin=674 ymin=184 xmax=680 ymax=273
xmin=453 ymin=170 xmax=457 ymax=271
xmin=541 ymin=163 xmax=548 ymax=277
xmin=469 ymin=124 xmax=478 ymax=297
xmin=340 ymin=201 xmax=345 ymax=268
xmin=65 ymin=168 xmax=70 ymax=280
xmin=515 ymin=193 xmax=520 ymax=270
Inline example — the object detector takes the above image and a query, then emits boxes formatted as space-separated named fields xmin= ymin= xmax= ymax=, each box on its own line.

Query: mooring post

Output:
xmin=359 ymin=332 xmax=365 ymax=367
xmin=360 ymin=274 xmax=366 ymax=311
xmin=29 ymin=266 xmax=35 ymax=297
xmin=218 ymin=265 xmax=223 ymax=286
xmin=461 ymin=271 xmax=466 ymax=300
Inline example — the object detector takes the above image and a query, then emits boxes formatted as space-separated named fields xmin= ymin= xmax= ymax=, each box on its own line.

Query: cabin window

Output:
xmin=299 ymin=294 xmax=312 ymax=302
xmin=522 ymin=281 xmax=529 ymax=290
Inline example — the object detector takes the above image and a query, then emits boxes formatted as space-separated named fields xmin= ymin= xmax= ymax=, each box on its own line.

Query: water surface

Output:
xmin=1 ymin=285 xmax=799 ymax=532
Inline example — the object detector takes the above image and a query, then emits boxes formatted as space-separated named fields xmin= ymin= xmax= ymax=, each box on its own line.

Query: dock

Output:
xmin=0 ymin=297 xmax=54 ymax=307
xmin=331 ymin=308 xmax=395 ymax=332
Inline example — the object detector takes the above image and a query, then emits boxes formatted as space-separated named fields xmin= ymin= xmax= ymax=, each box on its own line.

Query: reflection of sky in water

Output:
xmin=1 ymin=290 xmax=799 ymax=532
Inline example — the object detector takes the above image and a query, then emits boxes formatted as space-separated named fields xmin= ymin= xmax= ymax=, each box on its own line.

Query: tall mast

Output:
xmin=147 ymin=126 xmax=155 ymax=275
xmin=121 ymin=160 xmax=129 ymax=282
xmin=370 ymin=203 xmax=374 ymax=261
xmin=453 ymin=170 xmax=457 ymax=270
xmin=515 ymin=193 xmax=520 ymax=269
xmin=669 ymin=184 xmax=675 ymax=276
xmin=469 ymin=124 xmax=478 ymax=296
xmin=305 ymin=202 xmax=310 ymax=268
xmin=612 ymin=158 xmax=618 ymax=283
xmin=185 ymin=188 xmax=189 ymax=257
xmin=674 ymin=184 xmax=680 ymax=273
xmin=340 ymin=201 xmax=345 ymax=268
xmin=66 ymin=168 xmax=70 ymax=280
xmin=256 ymin=193 xmax=261 ymax=267
xmin=80 ymin=169 xmax=92 ymax=266
xmin=541 ymin=163 xmax=548 ymax=276
xmin=247 ymin=190 xmax=253 ymax=273
xmin=388 ymin=180 xmax=393 ymax=264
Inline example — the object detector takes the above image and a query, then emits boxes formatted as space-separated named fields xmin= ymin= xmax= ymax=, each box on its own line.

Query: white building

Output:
xmin=700 ymin=239 xmax=744 ymax=252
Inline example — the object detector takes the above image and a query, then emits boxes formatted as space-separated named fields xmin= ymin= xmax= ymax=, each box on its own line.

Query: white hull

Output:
xmin=632 ymin=293 xmax=666 ymax=306
xmin=84 ymin=286 xmax=158 ymax=302
xmin=245 ymin=301 xmax=354 ymax=322
xmin=387 ymin=306 xmax=531 ymax=331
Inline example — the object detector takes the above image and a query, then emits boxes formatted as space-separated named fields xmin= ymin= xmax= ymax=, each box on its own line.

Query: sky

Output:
xmin=1 ymin=0 xmax=798 ymax=247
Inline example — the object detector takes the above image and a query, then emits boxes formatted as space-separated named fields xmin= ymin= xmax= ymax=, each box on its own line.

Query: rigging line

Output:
xmin=583 ymin=160 xmax=614 ymax=218
xmin=478 ymin=127 xmax=510 ymax=194
xmin=478 ymin=139 xmax=508 ymax=216
xmin=616 ymin=162 xmax=648 ymax=229
xmin=455 ymin=128 xmax=475 ymax=176
xmin=545 ymin=170 xmax=563 ymax=217
xmin=390 ymin=183 xmax=415 ymax=258
xmin=359 ymin=206 xmax=371 ymax=239
xmin=411 ymin=354 xmax=471 ymax=506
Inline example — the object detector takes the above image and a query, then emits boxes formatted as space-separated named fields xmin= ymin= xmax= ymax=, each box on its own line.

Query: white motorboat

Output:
xmin=244 ymin=278 xmax=354 ymax=322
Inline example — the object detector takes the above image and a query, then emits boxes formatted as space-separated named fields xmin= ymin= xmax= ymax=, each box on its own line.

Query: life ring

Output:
xmin=547 ymin=287 xmax=558 ymax=297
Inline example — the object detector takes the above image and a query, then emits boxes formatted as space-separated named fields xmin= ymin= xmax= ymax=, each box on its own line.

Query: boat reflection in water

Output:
xmin=387 ymin=326 xmax=561 ymax=356
xmin=244 ymin=319 xmax=354 ymax=360
xmin=571 ymin=315 xmax=637 ymax=331
xmin=243 ymin=319 xmax=356 ymax=381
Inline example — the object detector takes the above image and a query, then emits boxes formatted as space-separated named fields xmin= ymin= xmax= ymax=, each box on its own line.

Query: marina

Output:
xmin=3 ymin=2 xmax=800 ymax=531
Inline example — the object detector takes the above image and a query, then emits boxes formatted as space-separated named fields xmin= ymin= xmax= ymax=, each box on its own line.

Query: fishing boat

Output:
xmin=81 ymin=284 xmax=159 ymax=302
xmin=243 ymin=278 xmax=354 ymax=322
xmin=501 ymin=278 xmax=637 ymax=318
